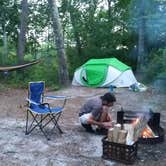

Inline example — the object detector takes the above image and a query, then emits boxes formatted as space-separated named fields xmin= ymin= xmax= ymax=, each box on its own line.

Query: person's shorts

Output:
xmin=79 ymin=113 xmax=91 ymax=124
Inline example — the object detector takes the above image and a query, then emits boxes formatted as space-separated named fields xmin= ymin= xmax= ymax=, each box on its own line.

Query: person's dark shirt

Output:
xmin=79 ymin=96 xmax=102 ymax=120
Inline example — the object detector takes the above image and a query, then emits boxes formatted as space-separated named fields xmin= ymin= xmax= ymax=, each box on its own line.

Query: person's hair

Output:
xmin=101 ymin=92 xmax=116 ymax=103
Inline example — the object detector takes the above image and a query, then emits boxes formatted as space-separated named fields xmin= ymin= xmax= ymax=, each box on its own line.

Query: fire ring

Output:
xmin=117 ymin=110 xmax=165 ymax=144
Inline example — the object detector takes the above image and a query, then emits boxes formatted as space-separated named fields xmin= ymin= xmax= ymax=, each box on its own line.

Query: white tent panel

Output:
xmin=72 ymin=68 xmax=82 ymax=86
xmin=111 ymin=70 xmax=137 ymax=87
xmin=101 ymin=66 xmax=121 ymax=87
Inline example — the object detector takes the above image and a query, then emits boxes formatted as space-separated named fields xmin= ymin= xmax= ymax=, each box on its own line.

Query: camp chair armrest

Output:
xmin=44 ymin=95 xmax=67 ymax=108
xmin=40 ymin=103 xmax=51 ymax=109
xmin=44 ymin=95 xmax=67 ymax=100
xmin=26 ymin=98 xmax=40 ymax=105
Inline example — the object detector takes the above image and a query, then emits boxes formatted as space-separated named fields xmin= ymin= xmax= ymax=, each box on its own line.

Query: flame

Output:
xmin=132 ymin=117 xmax=156 ymax=138
xmin=141 ymin=125 xmax=155 ymax=138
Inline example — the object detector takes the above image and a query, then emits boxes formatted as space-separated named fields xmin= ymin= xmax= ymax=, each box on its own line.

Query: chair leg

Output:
xmin=39 ymin=125 xmax=51 ymax=140
xmin=25 ymin=109 xmax=29 ymax=135
xmin=25 ymin=111 xmax=51 ymax=140
xmin=26 ymin=110 xmax=37 ymax=135
xmin=56 ymin=123 xmax=63 ymax=134
xmin=25 ymin=110 xmax=64 ymax=140
xmin=26 ymin=112 xmax=41 ymax=134
xmin=39 ymin=114 xmax=51 ymax=140
xmin=50 ymin=113 xmax=63 ymax=134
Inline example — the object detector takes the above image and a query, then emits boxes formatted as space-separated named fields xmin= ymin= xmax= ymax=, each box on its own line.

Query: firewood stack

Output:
xmin=107 ymin=115 xmax=149 ymax=145
xmin=107 ymin=124 xmax=128 ymax=144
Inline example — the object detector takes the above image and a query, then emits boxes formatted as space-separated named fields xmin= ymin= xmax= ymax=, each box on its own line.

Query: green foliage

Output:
xmin=66 ymin=46 xmax=80 ymax=79
xmin=0 ymin=0 xmax=19 ymax=43
xmin=0 ymin=0 xmax=166 ymax=88
xmin=0 ymin=56 xmax=59 ymax=88
xmin=0 ymin=83 xmax=9 ymax=92
xmin=143 ymin=48 xmax=166 ymax=82
xmin=0 ymin=43 xmax=17 ymax=65
xmin=65 ymin=0 xmax=139 ymax=76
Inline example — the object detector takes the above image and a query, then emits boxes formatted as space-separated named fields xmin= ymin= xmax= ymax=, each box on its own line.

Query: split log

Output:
xmin=117 ymin=130 xmax=128 ymax=144
xmin=124 ymin=124 xmax=134 ymax=145
xmin=113 ymin=124 xmax=121 ymax=142
xmin=133 ymin=116 xmax=148 ymax=141
xmin=108 ymin=128 xmax=114 ymax=142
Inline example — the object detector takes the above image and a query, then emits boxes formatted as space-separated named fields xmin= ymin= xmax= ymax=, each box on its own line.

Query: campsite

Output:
xmin=0 ymin=0 xmax=166 ymax=166
xmin=0 ymin=85 xmax=165 ymax=165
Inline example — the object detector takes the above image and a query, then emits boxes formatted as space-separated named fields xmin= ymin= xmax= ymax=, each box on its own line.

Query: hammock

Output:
xmin=0 ymin=60 xmax=41 ymax=72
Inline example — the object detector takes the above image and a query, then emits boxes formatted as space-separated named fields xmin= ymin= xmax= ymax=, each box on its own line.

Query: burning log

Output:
xmin=123 ymin=116 xmax=148 ymax=144
xmin=141 ymin=125 xmax=157 ymax=138
xmin=133 ymin=116 xmax=149 ymax=141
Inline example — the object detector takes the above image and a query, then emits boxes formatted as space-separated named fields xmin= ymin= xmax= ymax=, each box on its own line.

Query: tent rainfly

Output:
xmin=72 ymin=58 xmax=137 ymax=87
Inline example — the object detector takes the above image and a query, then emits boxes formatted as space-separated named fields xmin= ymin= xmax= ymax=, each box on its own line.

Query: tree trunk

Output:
xmin=48 ymin=0 xmax=69 ymax=86
xmin=107 ymin=0 xmax=112 ymax=19
xmin=17 ymin=0 xmax=28 ymax=63
xmin=2 ymin=26 xmax=8 ymax=65
xmin=69 ymin=6 xmax=82 ymax=56
xmin=137 ymin=0 xmax=146 ymax=71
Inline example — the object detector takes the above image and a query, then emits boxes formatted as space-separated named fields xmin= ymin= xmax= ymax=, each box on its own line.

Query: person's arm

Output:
xmin=101 ymin=108 xmax=113 ymax=128
xmin=87 ymin=115 xmax=112 ymax=128
xmin=107 ymin=112 xmax=112 ymax=121
xmin=87 ymin=114 xmax=104 ymax=127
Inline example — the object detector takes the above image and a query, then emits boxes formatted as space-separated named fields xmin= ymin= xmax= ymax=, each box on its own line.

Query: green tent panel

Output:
xmin=84 ymin=58 xmax=131 ymax=72
xmin=81 ymin=64 xmax=108 ymax=86
xmin=72 ymin=57 xmax=137 ymax=87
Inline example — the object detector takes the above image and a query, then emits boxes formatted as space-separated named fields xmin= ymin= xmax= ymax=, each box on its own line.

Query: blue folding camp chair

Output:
xmin=25 ymin=81 xmax=67 ymax=140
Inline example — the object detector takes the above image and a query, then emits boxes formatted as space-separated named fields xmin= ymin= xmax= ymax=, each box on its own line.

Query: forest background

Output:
xmin=0 ymin=0 xmax=166 ymax=89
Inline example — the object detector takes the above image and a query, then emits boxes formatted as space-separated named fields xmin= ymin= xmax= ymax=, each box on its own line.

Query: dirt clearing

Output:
xmin=0 ymin=86 xmax=165 ymax=166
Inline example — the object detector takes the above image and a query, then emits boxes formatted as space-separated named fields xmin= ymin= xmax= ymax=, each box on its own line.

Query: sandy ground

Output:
xmin=0 ymin=85 xmax=165 ymax=166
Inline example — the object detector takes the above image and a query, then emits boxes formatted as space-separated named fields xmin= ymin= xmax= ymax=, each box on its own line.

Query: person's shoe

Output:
xmin=86 ymin=128 xmax=95 ymax=133
xmin=95 ymin=128 xmax=108 ymax=135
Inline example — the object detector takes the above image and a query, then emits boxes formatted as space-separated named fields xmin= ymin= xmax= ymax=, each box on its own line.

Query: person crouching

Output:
xmin=79 ymin=92 xmax=116 ymax=134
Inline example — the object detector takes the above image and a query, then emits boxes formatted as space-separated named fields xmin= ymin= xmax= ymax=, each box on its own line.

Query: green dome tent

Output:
xmin=72 ymin=58 xmax=137 ymax=87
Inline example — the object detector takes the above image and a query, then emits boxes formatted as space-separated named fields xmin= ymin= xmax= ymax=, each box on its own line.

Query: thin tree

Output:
xmin=2 ymin=23 xmax=8 ymax=65
xmin=48 ymin=0 xmax=69 ymax=86
xmin=107 ymin=0 xmax=113 ymax=19
xmin=137 ymin=0 xmax=146 ymax=71
xmin=68 ymin=0 xmax=82 ymax=56
xmin=17 ymin=0 xmax=28 ymax=63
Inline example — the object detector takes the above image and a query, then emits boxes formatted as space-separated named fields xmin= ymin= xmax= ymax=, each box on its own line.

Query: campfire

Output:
xmin=102 ymin=110 xmax=164 ymax=164
xmin=117 ymin=110 xmax=165 ymax=144
xmin=105 ymin=110 xmax=164 ymax=145
xmin=133 ymin=117 xmax=157 ymax=138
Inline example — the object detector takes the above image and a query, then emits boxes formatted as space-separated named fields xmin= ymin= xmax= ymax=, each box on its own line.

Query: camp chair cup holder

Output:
xmin=25 ymin=81 xmax=67 ymax=140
